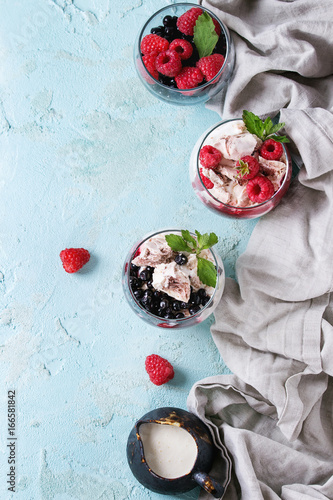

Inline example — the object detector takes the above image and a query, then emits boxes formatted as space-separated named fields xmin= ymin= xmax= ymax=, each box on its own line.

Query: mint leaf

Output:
xmin=242 ymin=110 xmax=265 ymax=140
xmin=263 ymin=117 xmax=273 ymax=136
xmin=193 ymin=12 xmax=218 ymax=59
xmin=268 ymin=122 xmax=285 ymax=135
xmin=196 ymin=231 xmax=218 ymax=251
xmin=243 ymin=110 xmax=290 ymax=143
xmin=269 ymin=135 xmax=290 ymax=143
xmin=165 ymin=234 xmax=193 ymax=253
xmin=197 ymin=257 xmax=217 ymax=288
xmin=181 ymin=230 xmax=197 ymax=249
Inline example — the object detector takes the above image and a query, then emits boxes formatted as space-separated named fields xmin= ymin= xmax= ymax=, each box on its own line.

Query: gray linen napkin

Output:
xmin=187 ymin=1 xmax=333 ymax=498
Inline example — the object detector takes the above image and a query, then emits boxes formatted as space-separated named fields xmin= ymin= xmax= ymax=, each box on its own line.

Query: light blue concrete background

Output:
xmin=0 ymin=1 xmax=257 ymax=499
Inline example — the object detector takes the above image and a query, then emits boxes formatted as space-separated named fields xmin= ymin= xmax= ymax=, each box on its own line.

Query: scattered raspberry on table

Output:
xmin=145 ymin=354 xmax=175 ymax=386
xmin=60 ymin=248 xmax=90 ymax=273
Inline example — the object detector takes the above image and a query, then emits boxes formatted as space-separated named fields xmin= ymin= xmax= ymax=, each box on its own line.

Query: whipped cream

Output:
xmin=132 ymin=233 xmax=215 ymax=304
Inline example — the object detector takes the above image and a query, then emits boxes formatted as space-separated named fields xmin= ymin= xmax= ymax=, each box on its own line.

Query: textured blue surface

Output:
xmin=0 ymin=1 xmax=256 ymax=499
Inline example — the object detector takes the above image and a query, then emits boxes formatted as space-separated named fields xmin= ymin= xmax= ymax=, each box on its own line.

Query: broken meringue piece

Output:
xmin=152 ymin=262 xmax=191 ymax=303
xmin=132 ymin=235 xmax=174 ymax=267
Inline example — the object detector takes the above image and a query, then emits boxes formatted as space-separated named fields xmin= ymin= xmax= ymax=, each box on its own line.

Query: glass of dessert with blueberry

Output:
xmin=122 ymin=229 xmax=225 ymax=328
xmin=189 ymin=111 xmax=293 ymax=219
xmin=134 ymin=3 xmax=235 ymax=105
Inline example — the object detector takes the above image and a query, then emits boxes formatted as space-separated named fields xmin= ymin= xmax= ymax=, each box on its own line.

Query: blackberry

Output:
xmin=174 ymin=253 xmax=188 ymax=265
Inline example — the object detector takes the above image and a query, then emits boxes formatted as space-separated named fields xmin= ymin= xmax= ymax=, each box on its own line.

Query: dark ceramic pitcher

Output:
xmin=127 ymin=407 xmax=230 ymax=497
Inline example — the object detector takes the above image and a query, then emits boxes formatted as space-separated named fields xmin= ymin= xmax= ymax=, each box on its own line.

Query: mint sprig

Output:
xmin=242 ymin=110 xmax=290 ymax=143
xmin=193 ymin=12 xmax=218 ymax=59
xmin=165 ymin=230 xmax=218 ymax=287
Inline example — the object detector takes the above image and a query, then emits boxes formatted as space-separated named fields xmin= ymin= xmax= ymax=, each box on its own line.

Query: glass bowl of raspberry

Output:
xmin=134 ymin=3 xmax=235 ymax=105
xmin=189 ymin=113 xmax=293 ymax=219
xmin=122 ymin=229 xmax=225 ymax=329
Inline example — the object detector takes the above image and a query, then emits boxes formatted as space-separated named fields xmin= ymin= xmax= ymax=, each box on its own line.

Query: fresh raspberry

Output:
xmin=60 ymin=248 xmax=90 ymax=273
xmin=197 ymin=53 xmax=225 ymax=82
xmin=246 ymin=175 xmax=275 ymax=203
xmin=155 ymin=49 xmax=182 ymax=77
xmin=236 ymin=155 xmax=260 ymax=180
xmin=200 ymin=168 xmax=214 ymax=189
xmin=142 ymin=50 xmax=159 ymax=79
xmin=145 ymin=354 xmax=174 ymax=386
xmin=260 ymin=139 xmax=284 ymax=161
xmin=169 ymin=39 xmax=193 ymax=60
xmin=175 ymin=66 xmax=203 ymax=89
xmin=140 ymin=34 xmax=169 ymax=55
xmin=199 ymin=145 xmax=222 ymax=169
xmin=177 ymin=7 xmax=203 ymax=36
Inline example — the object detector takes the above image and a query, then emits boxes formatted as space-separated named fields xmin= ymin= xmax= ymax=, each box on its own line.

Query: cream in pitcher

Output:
xmin=139 ymin=422 xmax=198 ymax=479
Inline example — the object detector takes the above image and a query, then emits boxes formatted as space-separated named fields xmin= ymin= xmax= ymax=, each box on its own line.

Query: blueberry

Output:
xmin=164 ymin=26 xmax=177 ymax=38
xmin=171 ymin=301 xmax=181 ymax=312
xmin=175 ymin=312 xmax=185 ymax=319
xmin=179 ymin=301 xmax=188 ymax=309
xmin=201 ymin=295 xmax=210 ymax=306
xmin=147 ymin=280 xmax=154 ymax=289
xmin=163 ymin=15 xmax=177 ymax=27
xmin=130 ymin=263 xmax=139 ymax=276
xmin=189 ymin=305 xmax=201 ymax=315
xmin=134 ymin=289 xmax=144 ymax=300
xmin=151 ymin=25 xmax=164 ymax=35
xmin=141 ymin=290 xmax=153 ymax=305
xmin=139 ymin=269 xmax=152 ymax=282
xmin=198 ymin=288 xmax=207 ymax=298
xmin=159 ymin=299 xmax=169 ymax=310
xmin=189 ymin=292 xmax=201 ymax=306
xmin=174 ymin=253 xmax=188 ymax=265
xmin=129 ymin=277 xmax=139 ymax=289
xmin=164 ymin=311 xmax=174 ymax=319
xmin=169 ymin=78 xmax=177 ymax=88
xmin=153 ymin=290 xmax=162 ymax=299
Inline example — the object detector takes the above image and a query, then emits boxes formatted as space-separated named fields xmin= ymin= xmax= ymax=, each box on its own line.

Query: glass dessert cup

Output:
xmin=189 ymin=119 xmax=293 ymax=219
xmin=122 ymin=229 xmax=225 ymax=329
xmin=134 ymin=3 xmax=235 ymax=106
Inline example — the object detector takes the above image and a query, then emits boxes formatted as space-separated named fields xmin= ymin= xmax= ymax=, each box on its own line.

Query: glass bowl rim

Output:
xmin=136 ymin=2 xmax=231 ymax=94
xmin=124 ymin=228 xmax=224 ymax=324
xmin=195 ymin=118 xmax=292 ymax=211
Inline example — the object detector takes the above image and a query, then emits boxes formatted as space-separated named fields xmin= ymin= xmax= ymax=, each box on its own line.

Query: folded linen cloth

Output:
xmin=187 ymin=1 xmax=333 ymax=498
